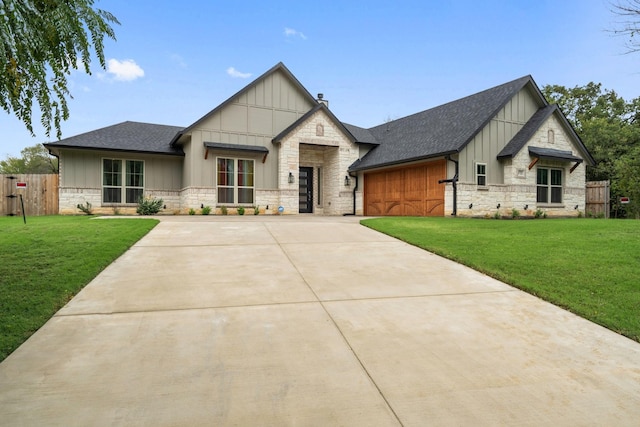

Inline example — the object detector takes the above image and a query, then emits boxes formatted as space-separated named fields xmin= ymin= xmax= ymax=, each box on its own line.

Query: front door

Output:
xmin=299 ymin=167 xmax=313 ymax=213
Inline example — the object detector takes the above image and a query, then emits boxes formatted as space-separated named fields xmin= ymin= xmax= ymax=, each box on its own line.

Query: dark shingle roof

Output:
xmin=341 ymin=123 xmax=379 ymax=145
xmin=349 ymin=75 xmax=538 ymax=171
xmin=44 ymin=121 xmax=185 ymax=156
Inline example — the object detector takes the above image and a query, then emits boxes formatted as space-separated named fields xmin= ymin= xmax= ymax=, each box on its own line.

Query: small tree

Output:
xmin=0 ymin=144 xmax=58 ymax=173
xmin=0 ymin=0 xmax=119 ymax=139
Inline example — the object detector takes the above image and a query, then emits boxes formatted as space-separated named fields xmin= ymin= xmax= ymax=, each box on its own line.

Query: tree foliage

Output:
xmin=0 ymin=0 xmax=119 ymax=138
xmin=0 ymin=143 xmax=58 ymax=173
xmin=611 ymin=0 xmax=640 ymax=53
xmin=543 ymin=83 xmax=640 ymax=218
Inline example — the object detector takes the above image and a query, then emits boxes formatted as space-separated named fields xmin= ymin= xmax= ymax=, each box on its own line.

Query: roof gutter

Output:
xmin=343 ymin=172 xmax=358 ymax=216
xmin=348 ymin=151 xmax=458 ymax=173
xmin=438 ymin=155 xmax=459 ymax=216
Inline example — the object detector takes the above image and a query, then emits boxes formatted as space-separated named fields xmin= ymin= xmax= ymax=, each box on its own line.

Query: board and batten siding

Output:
xmin=457 ymin=87 xmax=542 ymax=184
xmin=60 ymin=149 xmax=183 ymax=191
xmin=184 ymin=69 xmax=316 ymax=190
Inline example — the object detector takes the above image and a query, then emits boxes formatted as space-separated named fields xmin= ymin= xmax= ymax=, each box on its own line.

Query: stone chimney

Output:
xmin=317 ymin=93 xmax=329 ymax=108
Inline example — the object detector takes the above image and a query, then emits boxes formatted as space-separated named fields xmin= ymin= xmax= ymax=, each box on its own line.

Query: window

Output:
xmin=536 ymin=168 xmax=562 ymax=204
xmin=476 ymin=163 xmax=487 ymax=186
xmin=217 ymin=158 xmax=254 ymax=204
xmin=102 ymin=159 xmax=144 ymax=204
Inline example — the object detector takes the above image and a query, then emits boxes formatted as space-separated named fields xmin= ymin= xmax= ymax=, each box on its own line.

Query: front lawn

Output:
xmin=0 ymin=216 xmax=158 ymax=362
xmin=362 ymin=217 xmax=640 ymax=342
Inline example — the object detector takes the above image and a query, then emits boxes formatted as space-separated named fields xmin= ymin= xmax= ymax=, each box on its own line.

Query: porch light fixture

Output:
xmin=496 ymin=203 xmax=501 ymax=209
xmin=524 ymin=204 xmax=528 ymax=210
xmin=469 ymin=203 xmax=473 ymax=209
xmin=344 ymin=175 xmax=350 ymax=186
xmin=288 ymin=172 xmax=295 ymax=184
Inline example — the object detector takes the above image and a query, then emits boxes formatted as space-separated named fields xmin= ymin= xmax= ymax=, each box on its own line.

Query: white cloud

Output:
xmin=106 ymin=59 xmax=145 ymax=81
xmin=170 ymin=54 xmax=187 ymax=69
xmin=284 ymin=27 xmax=307 ymax=40
xmin=226 ymin=67 xmax=252 ymax=79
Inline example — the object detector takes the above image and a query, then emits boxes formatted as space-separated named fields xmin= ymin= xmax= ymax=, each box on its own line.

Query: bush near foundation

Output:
xmin=137 ymin=197 xmax=163 ymax=215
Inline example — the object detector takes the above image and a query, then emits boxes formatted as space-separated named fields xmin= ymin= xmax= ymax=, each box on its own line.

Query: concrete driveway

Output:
xmin=1 ymin=216 xmax=639 ymax=426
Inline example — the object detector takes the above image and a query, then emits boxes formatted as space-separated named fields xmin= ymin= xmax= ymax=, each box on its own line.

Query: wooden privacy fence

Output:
xmin=585 ymin=180 xmax=610 ymax=219
xmin=1 ymin=174 xmax=59 ymax=216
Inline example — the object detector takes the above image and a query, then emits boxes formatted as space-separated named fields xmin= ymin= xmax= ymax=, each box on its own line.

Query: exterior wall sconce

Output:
xmin=288 ymin=172 xmax=295 ymax=184
xmin=524 ymin=204 xmax=528 ymax=210
xmin=468 ymin=203 xmax=473 ymax=209
xmin=496 ymin=203 xmax=501 ymax=209
xmin=344 ymin=175 xmax=350 ymax=186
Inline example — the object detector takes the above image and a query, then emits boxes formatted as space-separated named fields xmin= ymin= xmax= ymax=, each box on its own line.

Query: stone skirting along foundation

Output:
xmin=445 ymin=183 xmax=586 ymax=217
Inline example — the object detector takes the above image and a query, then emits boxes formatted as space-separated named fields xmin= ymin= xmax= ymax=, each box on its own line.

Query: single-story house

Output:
xmin=45 ymin=62 xmax=594 ymax=217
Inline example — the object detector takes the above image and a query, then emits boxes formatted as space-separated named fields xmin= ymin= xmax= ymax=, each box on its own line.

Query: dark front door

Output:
xmin=299 ymin=167 xmax=313 ymax=213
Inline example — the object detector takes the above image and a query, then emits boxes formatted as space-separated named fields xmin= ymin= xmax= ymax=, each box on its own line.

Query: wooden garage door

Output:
xmin=364 ymin=160 xmax=446 ymax=216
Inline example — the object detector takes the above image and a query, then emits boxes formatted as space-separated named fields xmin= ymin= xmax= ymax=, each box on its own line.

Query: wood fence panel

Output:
xmin=585 ymin=180 xmax=610 ymax=219
xmin=1 ymin=174 xmax=59 ymax=216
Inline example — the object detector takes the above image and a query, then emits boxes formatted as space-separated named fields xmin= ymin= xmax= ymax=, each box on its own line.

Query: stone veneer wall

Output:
xmin=277 ymin=108 xmax=360 ymax=215
xmin=59 ymin=187 xmax=180 ymax=215
xmin=446 ymin=114 xmax=587 ymax=218
xmin=177 ymin=188 xmax=295 ymax=215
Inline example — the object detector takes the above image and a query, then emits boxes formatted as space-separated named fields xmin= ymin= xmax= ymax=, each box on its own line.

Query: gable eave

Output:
xmin=497 ymin=105 xmax=596 ymax=166
xmin=272 ymin=103 xmax=356 ymax=144
xmin=458 ymin=76 xmax=546 ymax=154
xmin=42 ymin=143 xmax=185 ymax=157
xmin=553 ymin=108 xmax=596 ymax=166
xmin=177 ymin=62 xmax=319 ymax=142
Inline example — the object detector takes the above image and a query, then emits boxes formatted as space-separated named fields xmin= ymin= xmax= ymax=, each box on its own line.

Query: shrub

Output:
xmin=493 ymin=211 xmax=501 ymax=219
xmin=137 ymin=197 xmax=163 ymax=215
xmin=237 ymin=206 xmax=245 ymax=215
xmin=201 ymin=206 xmax=212 ymax=215
xmin=220 ymin=206 xmax=228 ymax=215
xmin=254 ymin=206 xmax=259 ymax=215
xmin=76 ymin=201 xmax=93 ymax=215
xmin=188 ymin=208 xmax=196 ymax=215
xmin=511 ymin=208 xmax=520 ymax=219
xmin=534 ymin=208 xmax=544 ymax=218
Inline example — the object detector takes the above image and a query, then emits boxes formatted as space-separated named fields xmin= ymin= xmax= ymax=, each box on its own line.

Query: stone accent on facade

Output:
xmin=277 ymin=108 xmax=361 ymax=215
xmin=59 ymin=187 xmax=101 ymax=214
xmin=446 ymin=114 xmax=587 ymax=218
xmin=59 ymin=187 xmax=180 ymax=215
xmin=179 ymin=187 xmax=216 ymax=214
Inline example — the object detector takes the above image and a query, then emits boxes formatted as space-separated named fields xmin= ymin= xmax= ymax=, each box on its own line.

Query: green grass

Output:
xmin=362 ymin=217 xmax=640 ymax=342
xmin=0 ymin=216 xmax=158 ymax=362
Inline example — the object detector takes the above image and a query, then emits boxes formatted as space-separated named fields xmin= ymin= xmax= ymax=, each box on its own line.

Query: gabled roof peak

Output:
xmin=172 ymin=62 xmax=318 ymax=145
xmin=350 ymin=74 xmax=544 ymax=171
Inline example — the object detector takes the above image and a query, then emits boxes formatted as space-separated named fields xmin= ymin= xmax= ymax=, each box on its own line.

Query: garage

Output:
xmin=364 ymin=159 xmax=446 ymax=216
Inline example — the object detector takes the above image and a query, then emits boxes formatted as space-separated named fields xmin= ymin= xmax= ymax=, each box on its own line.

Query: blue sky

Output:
xmin=1 ymin=0 xmax=637 ymax=158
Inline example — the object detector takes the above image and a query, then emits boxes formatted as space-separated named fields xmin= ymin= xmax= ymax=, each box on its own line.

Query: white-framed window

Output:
xmin=216 ymin=157 xmax=254 ymax=204
xmin=476 ymin=163 xmax=487 ymax=186
xmin=102 ymin=159 xmax=144 ymax=204
xmin=536 ymin=167 xmax=562 ymax=204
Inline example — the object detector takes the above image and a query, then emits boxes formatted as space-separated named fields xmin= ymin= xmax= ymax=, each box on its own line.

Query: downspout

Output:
xmin=343 ymin=173 xmax=358 ymax=216
xmin=438 ymin=156 xmax=459 ymax=216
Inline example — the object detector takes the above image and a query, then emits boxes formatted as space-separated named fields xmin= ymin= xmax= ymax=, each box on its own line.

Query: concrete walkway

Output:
xmin=1 ymin=216 xmax=639 ymax=426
